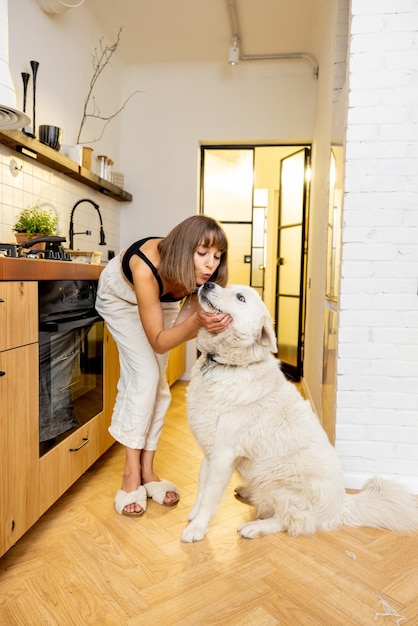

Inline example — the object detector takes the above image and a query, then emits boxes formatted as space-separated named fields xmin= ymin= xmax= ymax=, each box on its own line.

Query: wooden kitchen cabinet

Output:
xmin=166 ymin=343 xmax=186 ymax=387
xmin=0 ymin=281 xmax=37 ymax=350
xmin=101 ymin=324 xmax=119 ymax=454
xmin=0 ymin=277 xmax=118 ymax=556
xmin=0 ymin=282 xmax=39 ymax=556
xmin=0 ymin=344 xmax=40 ymax=555
xmin=0 ymin=275 xmax=184 ymax=556
xmin=39 ymin=413 xmax=102 ymax=514
xmin=39 ymin=323 xmax=117 ymax=515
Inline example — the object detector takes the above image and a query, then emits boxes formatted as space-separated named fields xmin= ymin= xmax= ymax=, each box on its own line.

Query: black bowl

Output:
xmin=39 ymin=125 xmax=62 ymax=151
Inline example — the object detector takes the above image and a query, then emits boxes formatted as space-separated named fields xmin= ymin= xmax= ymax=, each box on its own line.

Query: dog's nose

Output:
xmin=202 ymin=282 xmax=215 ymax=292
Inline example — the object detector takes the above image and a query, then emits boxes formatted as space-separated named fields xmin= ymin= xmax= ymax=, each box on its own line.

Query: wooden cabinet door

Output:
xmin=0 ymin=282 xmax=37 ymax=351
xmin=100 ymin=324 xmax=119 ymax=454
xmin=0 ymin=343 xmax=40 ymax=556
xmin=166 ymin=344 xmax=186 ymax=387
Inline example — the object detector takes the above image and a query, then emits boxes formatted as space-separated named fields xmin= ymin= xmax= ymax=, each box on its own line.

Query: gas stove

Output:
xmin=0 ymin=241 xmax=72 ymax=261
xmin=0 ymin=243 xmax=19 ymax=258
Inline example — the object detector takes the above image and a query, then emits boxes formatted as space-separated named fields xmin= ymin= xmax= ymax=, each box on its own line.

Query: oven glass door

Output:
xmin=39 ymin=318 xmax=103 ymax=456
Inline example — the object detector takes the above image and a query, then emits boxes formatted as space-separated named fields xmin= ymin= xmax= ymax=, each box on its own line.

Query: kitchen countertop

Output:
xmin=0 ymin=257 xmax=105 ymax=281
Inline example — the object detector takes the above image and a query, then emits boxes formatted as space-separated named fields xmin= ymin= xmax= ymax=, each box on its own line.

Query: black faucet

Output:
xmin=68 ymin=198 xmax=106 ymax=250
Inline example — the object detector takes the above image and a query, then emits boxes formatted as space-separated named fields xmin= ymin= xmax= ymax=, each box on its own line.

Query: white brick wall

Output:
xmin=336 ymin=0 xmax=418 ymax=491
xmin=332 ymin=0 xmax=349 ymax=104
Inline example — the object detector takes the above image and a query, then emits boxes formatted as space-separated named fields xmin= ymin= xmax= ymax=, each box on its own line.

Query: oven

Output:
xmin=38 ymin=280 xmax=103 ymax=456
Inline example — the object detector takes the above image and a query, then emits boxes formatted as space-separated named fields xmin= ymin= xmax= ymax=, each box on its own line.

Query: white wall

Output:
xmin=9 ymin=0 xmax=123 ymax=159
xmin=336 ymin=0 xmax=418 ymax=491
xmin=119 ymin=61 xmax=317 ymax=244
xmin=1 ymin=0 xmax=124 ymax=252
xmin=117 ymin=59 xmax=318 ymax=375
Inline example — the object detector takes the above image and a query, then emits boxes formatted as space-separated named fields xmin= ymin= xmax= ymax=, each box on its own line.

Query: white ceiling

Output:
xmin=84 ymin=0 xmax=322 ymax=66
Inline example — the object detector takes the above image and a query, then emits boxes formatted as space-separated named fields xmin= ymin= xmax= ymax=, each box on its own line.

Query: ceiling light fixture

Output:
xmin=226 ymin=0 xmax=319 ymax=79
xmin=228 ymin=34 xmax=240 ymax=66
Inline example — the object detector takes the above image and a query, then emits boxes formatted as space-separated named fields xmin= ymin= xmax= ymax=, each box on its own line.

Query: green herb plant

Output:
xmin=13 ymin=203 xmax=58 ymax=237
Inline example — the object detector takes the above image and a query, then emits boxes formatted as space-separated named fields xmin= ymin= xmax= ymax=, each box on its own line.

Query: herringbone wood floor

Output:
xmin=1 ymin=381 xmax=418 ymax=625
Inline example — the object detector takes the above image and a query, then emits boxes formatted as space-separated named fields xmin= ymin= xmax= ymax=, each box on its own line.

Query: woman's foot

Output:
xmin=121 ymin=498 xmax=144 ymax=515
xmin=141 ymin=449 xmax=179 ymax=505
xmin=121 ymin=450 xmax=142 ymax=514
xmin=121 ymin=476 xmax=143 ymax=513
xmin=142 ymin=479 xmax=180 ymax=506
xmin=163 ymin=490 xmax=179 ymax=505
xmin=115 ymin=487 xmax=147 ymax=517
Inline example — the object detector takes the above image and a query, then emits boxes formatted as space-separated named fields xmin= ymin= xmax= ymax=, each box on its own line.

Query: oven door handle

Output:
xmin=40 ymin=313 xmax=102 ymax=333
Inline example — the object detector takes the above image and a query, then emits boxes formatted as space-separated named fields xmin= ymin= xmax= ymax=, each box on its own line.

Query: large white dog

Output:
xmin=182 ymin=282 xmax=418 ymax=543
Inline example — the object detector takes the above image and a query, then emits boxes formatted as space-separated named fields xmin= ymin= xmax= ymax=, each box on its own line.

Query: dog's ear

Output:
xmin=260 ymin=317 xmax=278 ymax=353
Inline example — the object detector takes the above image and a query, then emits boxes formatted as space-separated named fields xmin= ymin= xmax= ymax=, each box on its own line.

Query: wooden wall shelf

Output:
xmin=0 ymin=129 xmax=132 ymax=202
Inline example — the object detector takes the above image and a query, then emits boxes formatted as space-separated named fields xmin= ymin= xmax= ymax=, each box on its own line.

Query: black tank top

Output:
xmin=121 ymin=237 xmax=184 ymax=302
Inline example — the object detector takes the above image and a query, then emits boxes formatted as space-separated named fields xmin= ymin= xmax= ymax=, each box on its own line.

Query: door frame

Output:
xmin=199 ymin=143 xmax=311 ymax=380
xmin=275 ymin=147 xmax=311 ymax=382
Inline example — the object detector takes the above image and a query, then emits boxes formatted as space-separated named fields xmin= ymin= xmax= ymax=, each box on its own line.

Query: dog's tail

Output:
xmin=339 ymin=478 xmax=418 ymax=532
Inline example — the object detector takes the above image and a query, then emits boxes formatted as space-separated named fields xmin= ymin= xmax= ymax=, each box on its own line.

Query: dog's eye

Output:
xmin=236 ymin=293 xmax=246 ymax=302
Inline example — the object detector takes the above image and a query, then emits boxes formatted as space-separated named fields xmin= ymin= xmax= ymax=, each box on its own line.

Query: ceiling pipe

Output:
xmin=228 ymin=34 xmax=240 ymax=66
xmin=226 ymin=0 xmax=319 ymax=79
xmin=240 ymin=52 xmax=319 ymax=78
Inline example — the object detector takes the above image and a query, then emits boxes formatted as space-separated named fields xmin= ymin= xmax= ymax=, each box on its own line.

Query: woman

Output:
xmin=95 ymin=215 xmax=231 ymax=516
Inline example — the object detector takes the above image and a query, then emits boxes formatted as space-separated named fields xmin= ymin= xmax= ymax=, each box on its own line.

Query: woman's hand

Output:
xmin=198 ymin=309 xmax=232 ymax=333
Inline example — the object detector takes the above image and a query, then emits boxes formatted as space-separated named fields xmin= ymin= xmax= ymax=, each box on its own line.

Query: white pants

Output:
xmin=95 ymin=254 xmax=179 ymax=450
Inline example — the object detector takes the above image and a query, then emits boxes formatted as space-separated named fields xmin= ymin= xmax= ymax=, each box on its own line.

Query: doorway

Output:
xmin=276 ymin=147 xmax=311 ymax=381
xmin=200 ymin=144 xmax=311 ymax=381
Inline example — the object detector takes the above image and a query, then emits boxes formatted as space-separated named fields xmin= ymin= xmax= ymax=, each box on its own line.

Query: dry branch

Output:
xmin=76 ymin=27 xmax=141 ymax=144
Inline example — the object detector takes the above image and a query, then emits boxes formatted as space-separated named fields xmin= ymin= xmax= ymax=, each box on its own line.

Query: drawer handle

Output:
xmin=0 ymin=371 xmax=5 ymax=377
xmin=0 ymin=298 xmax=5 ymax=303
xmin=69 ymin=437 xmax=89 ymax=452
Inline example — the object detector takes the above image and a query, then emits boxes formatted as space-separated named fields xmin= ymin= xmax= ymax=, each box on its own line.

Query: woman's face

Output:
xmin=193 ymin=241 xmax=222 ymax=286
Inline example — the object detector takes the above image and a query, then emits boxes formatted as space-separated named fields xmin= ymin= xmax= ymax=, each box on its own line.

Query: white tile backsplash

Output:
xmin=0 ymin=143 xmax=121 ymax=257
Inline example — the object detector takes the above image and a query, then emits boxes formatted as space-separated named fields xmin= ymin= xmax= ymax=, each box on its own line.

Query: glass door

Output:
xmin=200 ymin=144 xmax=311 ymax=381
xmin=276 ymin=148 xmax=310 ymax=381
xmin=200 ymin=147 xmax=254 ymax=285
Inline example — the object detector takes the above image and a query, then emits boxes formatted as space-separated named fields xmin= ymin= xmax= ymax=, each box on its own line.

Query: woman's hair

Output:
xmin=158 ymin=215 xmax=228 ymax=292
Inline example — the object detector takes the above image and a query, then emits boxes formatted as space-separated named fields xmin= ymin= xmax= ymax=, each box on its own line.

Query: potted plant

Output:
xmin=13 ymin=203 xmax=59 ymax=247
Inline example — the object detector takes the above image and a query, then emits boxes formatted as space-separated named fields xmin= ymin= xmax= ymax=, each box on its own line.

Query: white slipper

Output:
xmin=143 ymin=480 xmax=180 ymax=507
xmin=114 ymin=486 xmax=147 ymax=516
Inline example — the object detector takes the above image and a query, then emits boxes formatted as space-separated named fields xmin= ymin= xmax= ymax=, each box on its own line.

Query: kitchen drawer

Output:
xmin=0 ymin=281 xmax=37 ymax=351
xmin=39 ymin=412 xmax=104 ymax=515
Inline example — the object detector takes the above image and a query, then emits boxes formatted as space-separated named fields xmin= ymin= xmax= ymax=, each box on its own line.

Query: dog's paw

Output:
xmin=181 ymin=523 xmax=207 ymax=543
xmin=238 ymin=518 xmax=283 ymax=538
xmin=237 ymin=521 xmax=262 ymax=539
